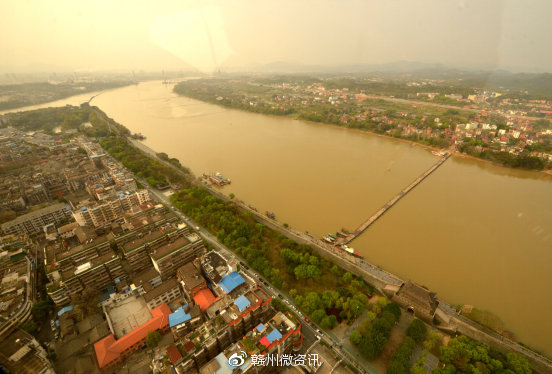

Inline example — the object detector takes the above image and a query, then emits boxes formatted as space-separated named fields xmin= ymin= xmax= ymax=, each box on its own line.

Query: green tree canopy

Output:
xmin=21 ymin=321 xmax=38 ymax=334
xmin=342 ymin=272 xmax=353 ymax=282
xmin=31 ymin=300 xmax=54 ymax=320
xmin=406 ymin=318 xmax=427 ymax=343
xmin=505 ymin=352 xmax=532 ymax=374
xmin=350 ymin=330 xmax=362 ymax=345
xmin=146 ymin=331 xmax=162 ymax=348
xmin=311 ymin=309 xmax=327 ymax=324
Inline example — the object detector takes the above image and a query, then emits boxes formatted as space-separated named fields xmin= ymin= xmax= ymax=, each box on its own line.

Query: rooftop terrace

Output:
xmin=105 ymin=294 xmax=152 ymax=338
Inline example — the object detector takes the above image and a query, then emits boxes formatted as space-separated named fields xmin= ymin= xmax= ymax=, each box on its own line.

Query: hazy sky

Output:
xmin=1 ymin=0 xmax=551 ymax=74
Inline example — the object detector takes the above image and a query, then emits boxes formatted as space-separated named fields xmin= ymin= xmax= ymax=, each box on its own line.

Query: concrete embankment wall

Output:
xmin=452 ymin=317 xmax=552 ymax=374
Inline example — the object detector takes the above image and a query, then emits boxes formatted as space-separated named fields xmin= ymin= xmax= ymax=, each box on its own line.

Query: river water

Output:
xmin=4 ymin=81 xmax=552 ymax=355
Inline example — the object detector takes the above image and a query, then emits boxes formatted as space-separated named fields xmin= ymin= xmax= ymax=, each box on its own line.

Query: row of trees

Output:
xmin=349 ymin=299 xmax=401 ymax=360
xmin=101 ymin=137 xmax=191 ymax=188
xmin=280 ymin=248 xmax=322 ymax=280
xmin=457 ymin=145 xmax=549 ymax=170
xmin=170 ymin=185 xmax=374 ymax=327
xmin=387 ymin=337 xmax=416 ymax=374
xmin=21 ymin=299 xmax=55 ymax=334
xmin=387 ymin=319 xmax=427 ymax=374
xmin=436 ymin=336 xmax=531 ymax=374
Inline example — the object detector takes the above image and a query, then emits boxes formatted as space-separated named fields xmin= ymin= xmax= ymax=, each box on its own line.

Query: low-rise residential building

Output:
xmin=112 ymin=208 xmax=177 ymax=246
xmin=0 ymin=255 xmax=32 ymax=335
xmin=177 ymin=260 xmax=208 ymax=299
xmin=45 ymin=234 xmax=119 ymax=304
xmin=46 ymin=246 xmax=126 ymax=299
xmin=198 ymin=311 xmax=302 ymax=374
xmin=121 ymin=224 xmax=187 ymax=273
xmin=0 ymin=329 xmax=55 ymax=374
xmin=1 ymin=202 xmax=72 ymax=236
xmin=61 ymin=251 xmax=126 ymax=296
xmin=150 ymin=233 xmax=205 ymax=280
xmin=143 ymin=278 xmax=182 ymax=310
xmin=132 ymin=267 xmax=162 ymax=293
xmin=169 ymin=304 xmax=203 ymax=338
xmin=94 ymin=303 xmax=172 ymax=371
xmin=72 ymin=189 xmax=151 ymax=228
xmin=201 ymin=250 xmax=233 ymax=287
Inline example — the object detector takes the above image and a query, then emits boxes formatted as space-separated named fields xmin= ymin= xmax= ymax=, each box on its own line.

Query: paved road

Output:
xmin=144 ymin=185 xmax=376 ymax=374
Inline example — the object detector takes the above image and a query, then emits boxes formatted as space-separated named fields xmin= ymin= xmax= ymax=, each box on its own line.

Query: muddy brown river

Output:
xmin=5 ymin=81 xmax=551 ymax=355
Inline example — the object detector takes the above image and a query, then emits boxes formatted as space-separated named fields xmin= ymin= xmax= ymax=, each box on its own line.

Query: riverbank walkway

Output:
xmin=340 ymin=153 xmax=450 ymax=245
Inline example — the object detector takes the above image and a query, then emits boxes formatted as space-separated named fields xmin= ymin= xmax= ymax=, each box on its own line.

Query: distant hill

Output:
xmin=224 ymin=61 xmax=552 ymax=96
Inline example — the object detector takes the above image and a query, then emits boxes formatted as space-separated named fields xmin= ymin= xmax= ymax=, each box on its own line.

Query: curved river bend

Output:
xmin=4 ymin=81 xmax=551 ymax=355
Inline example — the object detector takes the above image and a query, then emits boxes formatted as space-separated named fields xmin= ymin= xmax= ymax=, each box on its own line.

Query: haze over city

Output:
xmin=1 ymin=0 xmax=552 ymax=74
xmin=1 ymin=1 xmax=552 ymax=374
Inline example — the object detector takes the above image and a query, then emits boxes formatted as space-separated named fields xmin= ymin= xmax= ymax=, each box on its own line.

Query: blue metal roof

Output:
xmin=214 ymin=353 xmax=233 ymax=374
xmin=234 ymin=295 xmax=251 ymax=312
xmin=169 ymin=305 xmax=191 ymax=327
xmin=219 ymin=272 xmax=245 ymax=294
xmin=266 ymin=329 xmax=283 ymax=343
xmin=256 ymin=323 xmax=265 ymax=332
xmin=57 ymin=305 xmax=73 ymax=316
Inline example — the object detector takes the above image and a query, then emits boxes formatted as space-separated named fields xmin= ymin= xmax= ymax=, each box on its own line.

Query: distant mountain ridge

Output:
xmin=222 ymin=61 xmax=552 ymax=96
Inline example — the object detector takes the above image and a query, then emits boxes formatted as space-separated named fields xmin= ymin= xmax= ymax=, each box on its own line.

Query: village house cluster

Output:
xmin=193 ymin=79 xmax=552 ymax=165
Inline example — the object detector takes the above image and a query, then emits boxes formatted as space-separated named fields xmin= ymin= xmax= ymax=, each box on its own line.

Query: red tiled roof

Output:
xmin=259 ymin=336 xmax=270 ymax=347
xmin=183 ymin=341 xmax=195 ymax=353
xmin=193 ymin=288 xmax=217 ymax=312
xmin=94 ymin=303 xmax=171 ymax=369
xmin=94 ymin=335 xmax=117 ymax=369
xmin=166 ymin=344 xmax=182 ymax=365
